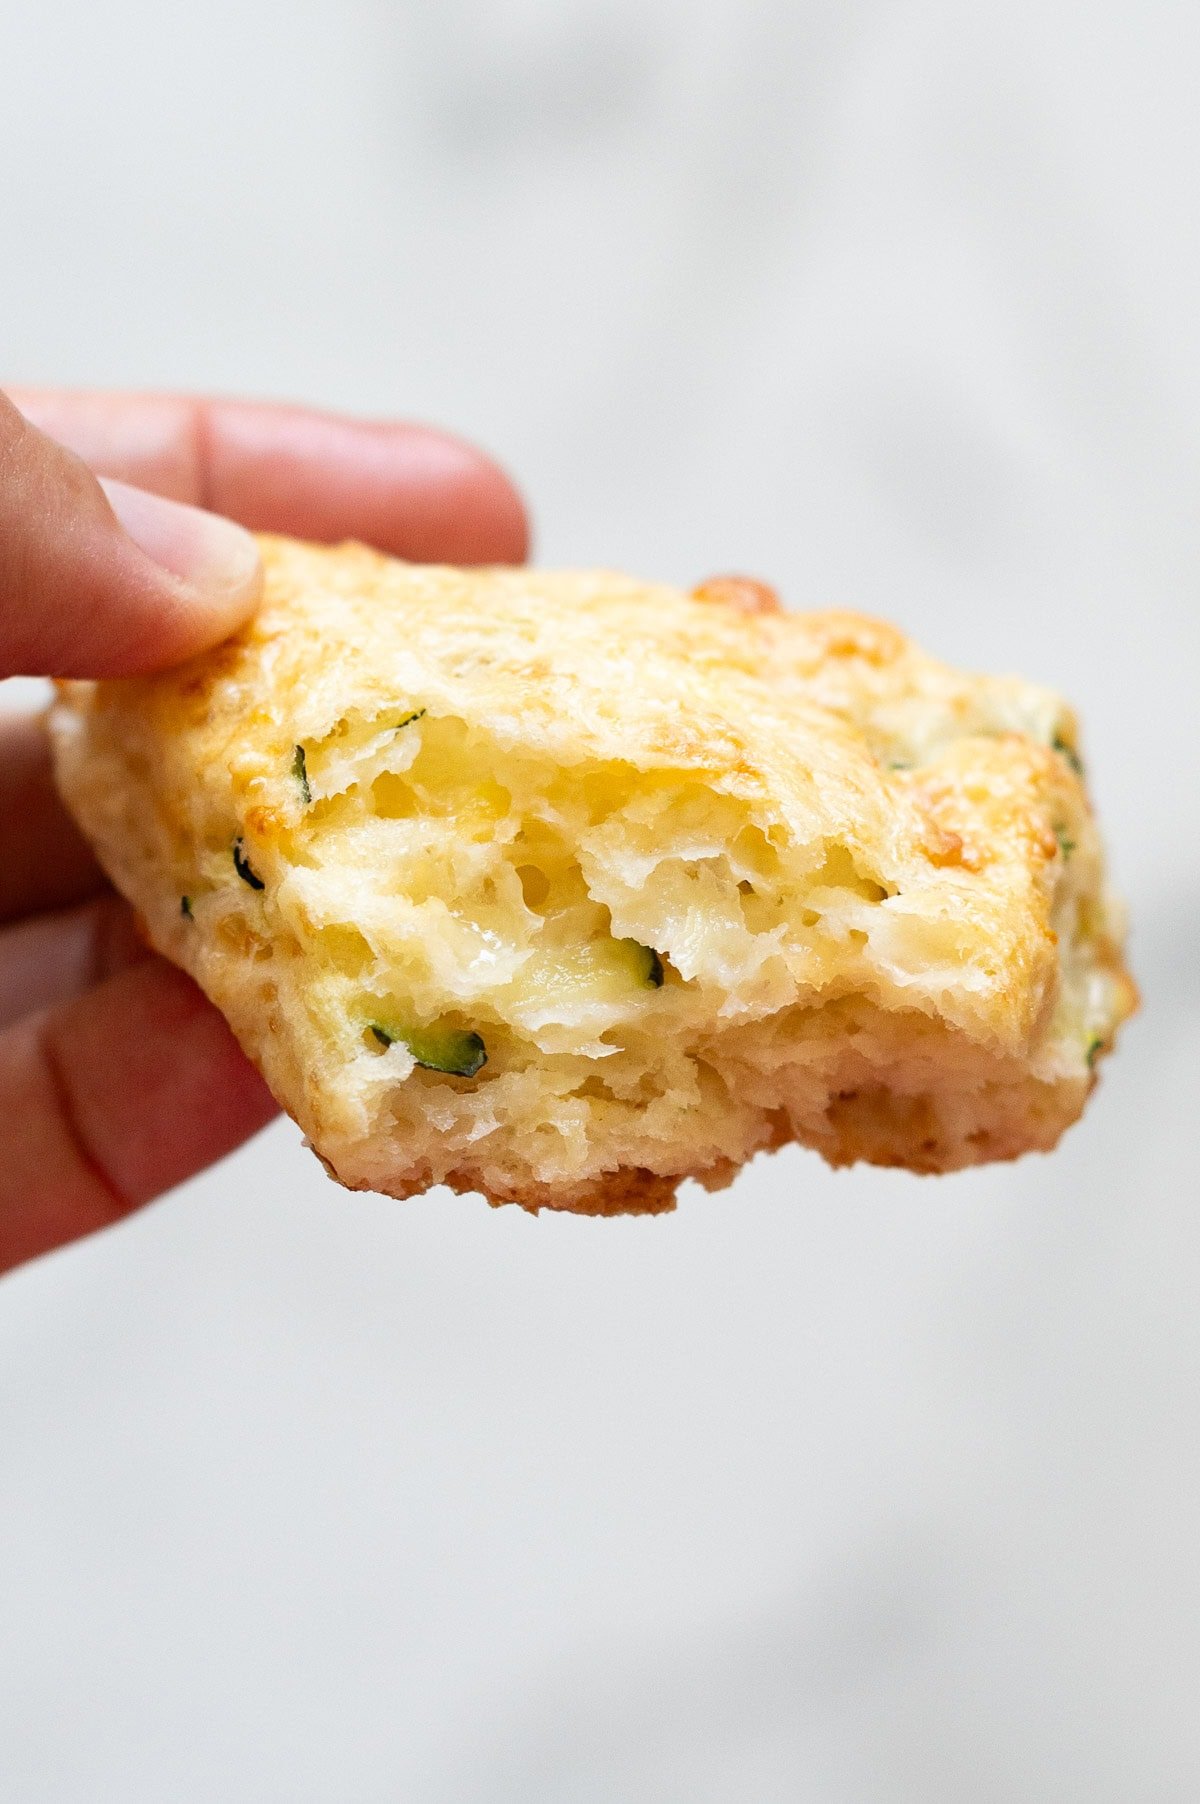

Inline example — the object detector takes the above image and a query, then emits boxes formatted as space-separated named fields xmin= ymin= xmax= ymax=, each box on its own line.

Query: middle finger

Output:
xmin=0 ymin=893 xmax=147 ymax=1029
xmin=0 ymin=712 xmax=106 ymax=925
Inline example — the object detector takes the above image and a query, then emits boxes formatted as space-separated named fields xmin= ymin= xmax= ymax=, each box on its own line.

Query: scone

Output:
xmin=48 ymin=538 xmax=1135 ymax=1215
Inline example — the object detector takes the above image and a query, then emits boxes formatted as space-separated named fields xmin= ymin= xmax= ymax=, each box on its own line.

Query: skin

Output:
xmin=0 ymin=388 xmax=528 ymax=1276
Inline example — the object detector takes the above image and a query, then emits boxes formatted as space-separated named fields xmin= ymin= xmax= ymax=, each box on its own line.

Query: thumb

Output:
xmin=0 ymin=390 xmax=262 ymax=679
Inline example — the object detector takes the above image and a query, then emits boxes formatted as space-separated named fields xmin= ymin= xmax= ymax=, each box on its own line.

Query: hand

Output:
xmin=0 ymin=388 xmax=528 ymax=1276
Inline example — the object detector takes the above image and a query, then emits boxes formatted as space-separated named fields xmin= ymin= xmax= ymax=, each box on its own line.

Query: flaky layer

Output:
xmin=49 ymin=538 xmax=1135 ymax=1213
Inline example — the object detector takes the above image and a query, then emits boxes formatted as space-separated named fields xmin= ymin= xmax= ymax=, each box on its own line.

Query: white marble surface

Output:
xmin=1 ymin=2 xmax=1196 ymax=1797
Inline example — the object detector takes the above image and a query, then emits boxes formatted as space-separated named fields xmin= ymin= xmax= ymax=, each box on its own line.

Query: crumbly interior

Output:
xmin=49 ymin=543 xmax=1135 ymax=1214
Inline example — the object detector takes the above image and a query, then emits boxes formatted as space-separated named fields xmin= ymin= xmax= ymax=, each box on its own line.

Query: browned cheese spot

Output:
xmin=690 ymin=575 xmax=784 ymax=617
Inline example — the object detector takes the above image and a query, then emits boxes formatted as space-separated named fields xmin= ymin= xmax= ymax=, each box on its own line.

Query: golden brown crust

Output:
xmin=48 ymin=536 xmax=1135 ymax=1215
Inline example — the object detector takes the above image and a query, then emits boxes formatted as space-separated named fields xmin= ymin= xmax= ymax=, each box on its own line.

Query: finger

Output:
xmin=0 ymin=893 xmax=147 ymax=1029
xmin=2 ymin=388 xmax=200 ymax=501
xmin=0 ymin=957 xmax=277 ymax=1276
xmin=0 ymin=713 xmax=107 ymax=924
xmin=0 ymin=393 xmax=263 ymax=679
xmin=6 ymin=389 xmax=530 ymax=565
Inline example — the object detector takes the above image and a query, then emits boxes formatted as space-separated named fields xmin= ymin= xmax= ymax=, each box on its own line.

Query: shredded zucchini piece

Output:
xmin=292 ymin=744 xmax=311 ymax=804
xmin=233 ymin=839 xmax=265 ymax=890
xmin=369 ymin=1021 xmax=488 ymax=1078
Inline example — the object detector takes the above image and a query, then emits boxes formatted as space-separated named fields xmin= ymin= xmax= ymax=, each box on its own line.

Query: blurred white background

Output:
xmin=1 ymin=2 xmax=1197 ymax=1798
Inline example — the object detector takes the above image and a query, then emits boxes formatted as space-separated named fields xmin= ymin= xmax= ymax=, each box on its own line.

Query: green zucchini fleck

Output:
xmin=1052 ymin=733 xmax=1085 ymax=778
xmin=391 ymin=707 xmax=426 ymax=732
xmin=1054 ymin=825 xmax=1076 ymax=860
xmin=631 ymin=942 xmax=665 ymax=987
xmin=1086 ymin=1035 xmax=1103 ymax=1069
xmin=232 ymin=838 xmax=265 ymax=890
xmin=180 ymin=895 xmax=193 ymax=919
xmin=369 ymin=1021 xmax=487 ymax=1078
xmin=292 ymin=744 xmax=311 ymax=804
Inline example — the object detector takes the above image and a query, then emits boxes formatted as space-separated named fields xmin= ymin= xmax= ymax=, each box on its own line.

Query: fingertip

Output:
xmin=100 ymin=478 xmax=264 ymax=651
xmin=0 ymin=398 xmax=262 ymax=680
xmin=401 ymin=426 xmax=530 ymax=565
xmin=199 ymin=399 xmax=532 ymax=565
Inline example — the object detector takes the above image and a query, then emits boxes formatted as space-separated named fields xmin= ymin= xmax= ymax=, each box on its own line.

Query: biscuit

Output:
xmin=48 ymin=537 xmax=1136 ymax=1214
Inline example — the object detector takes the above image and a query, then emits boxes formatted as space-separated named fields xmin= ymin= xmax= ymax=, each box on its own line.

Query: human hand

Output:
xmin=0 ymin=388 xmax=527 ymax=1276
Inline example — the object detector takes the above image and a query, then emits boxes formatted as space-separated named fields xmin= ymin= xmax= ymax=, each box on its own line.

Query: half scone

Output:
xmin=49 ymin=538 xmax=1135 ymax=1215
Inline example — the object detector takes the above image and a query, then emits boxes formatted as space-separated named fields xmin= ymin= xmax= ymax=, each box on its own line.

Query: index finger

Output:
xmin=5 ymin=389 xmax=530 ymax=566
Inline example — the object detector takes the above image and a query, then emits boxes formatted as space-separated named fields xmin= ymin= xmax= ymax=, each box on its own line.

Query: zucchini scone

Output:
xmin=49 ymin=538 xmax=1135 ymax=1215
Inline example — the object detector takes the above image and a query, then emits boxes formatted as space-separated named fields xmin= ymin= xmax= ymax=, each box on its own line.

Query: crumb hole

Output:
xmin=516 ymin=864 xmax=551 ymax=909
xmin=370 ymin=772 xmax=416 ymax=818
